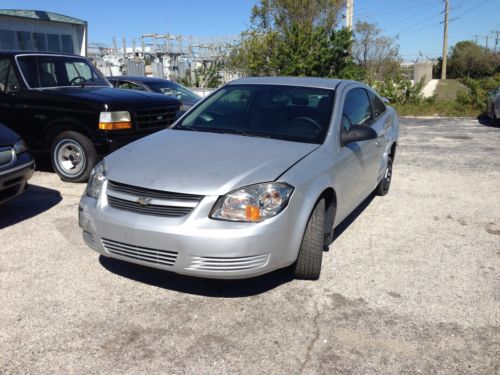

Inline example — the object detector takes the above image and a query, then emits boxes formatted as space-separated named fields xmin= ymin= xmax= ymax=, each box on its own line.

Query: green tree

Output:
xmin=228 ymin=0 xmax=365 ymax=79
xmin=352 ymin=21 xmax=401 ymax=80
xmin=447 ymin=41 xmax=500 ymax=78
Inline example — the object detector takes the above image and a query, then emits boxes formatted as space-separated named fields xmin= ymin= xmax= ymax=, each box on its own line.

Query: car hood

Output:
xmin=105 ymin=129 xmax=319 ymax=195
xmin=0 ymin=123 xmax=21 ymax=146
xmin=39 ymin=87 xmax=180 ymax=108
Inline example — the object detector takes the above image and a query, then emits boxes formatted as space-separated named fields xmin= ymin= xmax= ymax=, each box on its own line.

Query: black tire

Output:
xmin=51 ymin=131 xmax=97 ymax=183
xmin=293 ymin=199 xmax=325 ymax=280
xmin=375 ymin=155 xmax=393 ymax=196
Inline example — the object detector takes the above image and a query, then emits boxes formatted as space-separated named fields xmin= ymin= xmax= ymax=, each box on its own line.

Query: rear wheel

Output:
xmin=51 ymin=131 xmax=97 ymax=182
xmin=375 ymin=155 xmax=393 ymax=196
xmin=293 ymin=199 xmax=325 ymax=280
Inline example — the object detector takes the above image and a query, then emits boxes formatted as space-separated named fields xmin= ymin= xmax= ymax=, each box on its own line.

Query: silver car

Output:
xmin=487 ymin=86 xmax=500 ymax=124
xmin=79 ymin=77 xmax=399 ymax=280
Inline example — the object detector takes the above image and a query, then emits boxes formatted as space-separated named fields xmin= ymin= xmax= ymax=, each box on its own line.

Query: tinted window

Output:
xmin=175 ymin=85 xmax=334 ymax=144
xmin=0 ymin=30 xmax=16 ymax=50
xmin=17 ymin=31 xmax=32 ymax=50
xmin=342 ymin=88 xmax=373 ymax=130
xmin=61 ymin=35 xmax=74 ymax=54
xmin=33 ymin=33 xmax=48 ymax=51
xmin=147 ymin=81 xmax=201 ymax=101
xmin=0 ymin=58 xmax=20 ymax=93
xmin=47 ymin=34 xmax=61 ymax=52
xmin=118 ymin=81 xmax=144 ymax=90
xmin=368 ymin=91 xmax=386 ymax=118
xmin=17 ymin=55 xmax=108 ymax=88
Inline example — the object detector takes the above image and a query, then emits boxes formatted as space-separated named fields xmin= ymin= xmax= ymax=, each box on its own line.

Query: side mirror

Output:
xmin=341 ymin=125 xmax=377 ymax=146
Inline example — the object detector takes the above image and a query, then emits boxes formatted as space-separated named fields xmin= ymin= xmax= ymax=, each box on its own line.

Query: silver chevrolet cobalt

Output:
xmin=79 ymin=77 xmax=399 ymax=280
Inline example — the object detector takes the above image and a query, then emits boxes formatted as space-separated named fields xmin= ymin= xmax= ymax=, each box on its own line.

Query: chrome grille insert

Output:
xmin=102 ymin=238 xmax=177 ymax=266
xmin=106 ymin=180 xmax=203 ymax=217
xmin=134 ymin=106 xmax=178 ymax=130
xmin=187 ymin=254 xmax=270 ymax=272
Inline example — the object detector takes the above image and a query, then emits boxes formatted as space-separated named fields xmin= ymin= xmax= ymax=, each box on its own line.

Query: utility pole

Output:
xmin=345 ymin=0 xmax=354 ymax=30
xmin=493 ymin=30 xmax=499 ymax=52
xmin=441 ymin=0 xmax=449 ymax=80
xmin=473 ymin=34 xmax=480 ymax=44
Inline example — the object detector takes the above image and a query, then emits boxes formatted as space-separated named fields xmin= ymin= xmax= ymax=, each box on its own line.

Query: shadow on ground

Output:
xmin=100 ymin=193 xmax=376 ymax=296
xmin=0 ymin=184 xmax=62 ymax=229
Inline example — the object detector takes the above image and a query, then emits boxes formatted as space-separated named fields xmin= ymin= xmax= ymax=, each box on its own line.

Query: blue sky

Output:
xmin=2 ymin=0 xmax=498 ymax=61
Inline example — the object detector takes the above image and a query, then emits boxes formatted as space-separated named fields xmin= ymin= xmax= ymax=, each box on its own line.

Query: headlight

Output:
xmin=210 ymin=182 xmax=294 ymax=222
xmin=86 ymin=161 xmax=106 ymax=199
xmin=13 ymin=139 xmax=27 ymax=154
xmin=98 ymin=111 xmax=132 ymax=130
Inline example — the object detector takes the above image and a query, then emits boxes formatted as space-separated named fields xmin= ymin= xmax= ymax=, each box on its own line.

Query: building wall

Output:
xmin=0 ymin=16 xmax=86 ymax=56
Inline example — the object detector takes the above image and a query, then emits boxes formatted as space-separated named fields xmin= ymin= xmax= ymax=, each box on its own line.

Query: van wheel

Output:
xmin=375 ymin=156 xmax=393 ymax=196
xmin=293 ymin=199 xmax=325 ymax=280
xmin=51 ymin=131 xmax=97 ymax=182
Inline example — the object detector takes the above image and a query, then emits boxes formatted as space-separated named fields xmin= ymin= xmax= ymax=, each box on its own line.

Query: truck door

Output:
xmin=0 ymin=57 xmax=27 ymax=136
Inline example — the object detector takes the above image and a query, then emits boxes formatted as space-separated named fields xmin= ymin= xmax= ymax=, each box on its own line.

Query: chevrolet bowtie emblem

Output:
xmin=136 ymin=197 xmax=152 ymax=206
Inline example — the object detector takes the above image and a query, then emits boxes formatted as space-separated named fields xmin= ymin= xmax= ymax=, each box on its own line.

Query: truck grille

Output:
xmin=106 ymin=180 xmax=203 ymax=218
xmin=102 ymin=238 xmax=177 ymax=267
xmin=134 ymin=106 xmax=178 ymax=130
xmin=0 ymin=147 xmax=14 ymax=167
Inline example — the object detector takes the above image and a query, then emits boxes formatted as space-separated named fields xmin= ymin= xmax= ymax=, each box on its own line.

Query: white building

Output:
xmin=0 ymin=9 xmax=87 ymax=56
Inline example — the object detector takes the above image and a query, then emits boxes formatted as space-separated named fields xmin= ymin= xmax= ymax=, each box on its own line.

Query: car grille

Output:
xmin=102 ymin=238 xmax=177 ymax=267
xmin=0 ymin=147 xmax=14 ymax=167
xmin=134 ymin=106 xmax=178 ymax=130
xmin=106 ymin=180 xmax=203 ymax=218
xmin=187 ymin=254 xmax=270 ymax=272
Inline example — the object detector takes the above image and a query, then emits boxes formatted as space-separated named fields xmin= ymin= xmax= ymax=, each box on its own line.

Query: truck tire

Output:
xmin=293 ymin=198 xmax=325 ymax=280
xmin=51 ymin=131 xmax=97 ymax=183
xmin=375 ymin=155 xmax=393 ymax=196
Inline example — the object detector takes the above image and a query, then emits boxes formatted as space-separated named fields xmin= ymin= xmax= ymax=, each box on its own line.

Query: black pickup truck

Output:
xmin=0 ymin=52 xmax=180 ymax=182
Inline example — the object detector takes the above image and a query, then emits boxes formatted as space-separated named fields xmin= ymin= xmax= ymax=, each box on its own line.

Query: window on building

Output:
xmin=47 ymin=34 xmax=61 ymax=52
xmin=0 ymin=30 xmax=16 ymax=50
xmin=17 ymin=31 xmax=32 ymax=50
xmin=33 ymin=33 xmax=48 ymax=52
xmin=61 ymin=35 xmax=74 ymax=54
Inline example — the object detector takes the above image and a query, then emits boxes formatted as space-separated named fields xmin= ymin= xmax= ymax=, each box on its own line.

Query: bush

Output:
xmin=370 ymin=76 xmax=424 ymax=105
xmin=456 ymin=74 xmax=500 ymax=110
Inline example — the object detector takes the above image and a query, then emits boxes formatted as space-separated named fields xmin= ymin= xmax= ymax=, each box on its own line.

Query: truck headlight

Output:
xmin=210 ymin=182 xmax=294 ymax=222
xmin=13 ymin=139 xmax=27 ymax=154
xmin=98 ymin=111 xmax=132 ymax=130
xmin=86 ymin=161 xmax=106 ymax=199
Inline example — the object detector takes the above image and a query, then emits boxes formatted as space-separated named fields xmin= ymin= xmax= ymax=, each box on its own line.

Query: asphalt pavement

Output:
xmin=0 ymin=117 xmax=499 ymax=374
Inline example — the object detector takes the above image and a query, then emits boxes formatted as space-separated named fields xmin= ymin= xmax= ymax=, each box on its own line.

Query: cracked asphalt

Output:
xmin=1 ymin=117 xmax=499 ymax=374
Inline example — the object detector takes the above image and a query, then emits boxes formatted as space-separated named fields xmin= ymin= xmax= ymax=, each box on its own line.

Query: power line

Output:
xmin=353 ymin=0 xmax=436 ymax=20
xmin=384 ymin=2 xmax=440 ymax=30
xmin=452 ymin=0 xmax=493 ymax=18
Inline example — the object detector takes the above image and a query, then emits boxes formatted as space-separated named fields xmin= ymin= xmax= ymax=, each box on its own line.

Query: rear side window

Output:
xmin=342 ymin=88 xmax=374 ymax=129
xmin=368 ymin=91 xmax=387 ymax=118
xmin=0 ymin=58 xmax=20 ymax=93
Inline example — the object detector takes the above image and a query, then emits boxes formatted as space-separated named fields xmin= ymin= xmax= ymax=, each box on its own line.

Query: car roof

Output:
xmin=107 ymin=76 xmax=171 ymax=83
xmin=229 ymin=76 xmax=353 ymax=90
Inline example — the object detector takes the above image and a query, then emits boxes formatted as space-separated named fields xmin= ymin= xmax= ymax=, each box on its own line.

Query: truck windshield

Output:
xmin=16 ymin=55 xmax=109 ymax=88
xmin=174 ymin=84 xmax=335 ymax=144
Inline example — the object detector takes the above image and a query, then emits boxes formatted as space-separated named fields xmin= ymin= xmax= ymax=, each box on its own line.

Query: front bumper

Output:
xmin=0 ymin=155 xmax=35 ymax=205
xmin=79 ymin=183 xmax=304 ymax=279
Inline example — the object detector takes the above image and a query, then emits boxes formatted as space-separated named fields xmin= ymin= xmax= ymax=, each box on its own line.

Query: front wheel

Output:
xmin=51 ymin=131 xmax=97 ymax=182
xmin=375 ymin=156 xmax=393 ymax=196
xmin=293 ymin=199 xmax=325 ymax=280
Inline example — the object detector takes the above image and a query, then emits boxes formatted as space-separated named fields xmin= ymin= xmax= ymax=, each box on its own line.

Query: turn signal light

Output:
xmin=245 ymin=205 xmax=260 ymax=221
xmin=98 ymin=122 xmax=132 ymax=130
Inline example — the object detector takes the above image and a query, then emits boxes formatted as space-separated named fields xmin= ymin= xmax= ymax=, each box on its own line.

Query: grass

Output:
xmin=434 ymin=79 xmax=468 ymax=101
xmin=393 ymin=100 xmax=480 ymax=117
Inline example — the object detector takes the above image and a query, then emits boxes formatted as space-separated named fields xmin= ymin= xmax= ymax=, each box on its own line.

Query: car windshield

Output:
xmin=147 ymin=81 xmax=201 ymax=101
xmin=16 ymin=55 xmax=109 ymax=88
xmin=174 ymin=84 xmax=334 ymax=144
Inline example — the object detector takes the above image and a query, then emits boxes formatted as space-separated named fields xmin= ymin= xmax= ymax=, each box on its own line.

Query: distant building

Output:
xmin=0 ymin=10 xmax=87 ymax=56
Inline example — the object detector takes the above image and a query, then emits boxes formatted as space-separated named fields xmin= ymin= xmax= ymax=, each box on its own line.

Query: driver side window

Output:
xmin=342 ymin=88 xmax=374 ymax=131
xmin=0 ymin=58 xmax=20 ymax=93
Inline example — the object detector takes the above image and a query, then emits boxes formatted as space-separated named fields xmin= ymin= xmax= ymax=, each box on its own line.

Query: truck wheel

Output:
xmin=293 ymin=199 xmax=325 ymax=280
xmin=51 ymin=131 xmax=97 ymax=182
xmin=375 ymin=155 xmax=393 ymax=196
